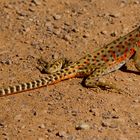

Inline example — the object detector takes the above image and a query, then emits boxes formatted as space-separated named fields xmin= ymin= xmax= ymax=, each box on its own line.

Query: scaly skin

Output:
xmin=0 ymin=26 xmax=140 ymax=97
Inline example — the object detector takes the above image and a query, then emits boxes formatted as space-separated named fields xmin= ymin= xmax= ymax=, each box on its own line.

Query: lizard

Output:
xmin=0 ymin=25 xmax=140 ymax=97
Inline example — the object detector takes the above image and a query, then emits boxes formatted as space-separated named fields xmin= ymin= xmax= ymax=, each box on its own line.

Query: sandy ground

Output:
xmin=0 ymin=0 xmax=140 ymax=140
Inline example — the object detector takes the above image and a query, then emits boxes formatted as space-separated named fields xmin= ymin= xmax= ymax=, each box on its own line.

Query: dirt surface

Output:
xmin=0 ymin=0 xmax=140 ymax=139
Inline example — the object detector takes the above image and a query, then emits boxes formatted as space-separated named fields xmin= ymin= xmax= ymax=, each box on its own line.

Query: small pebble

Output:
xmin=133 ymin=99 xmax=140 ymax=103
xmin=21 ymin=125 xmax=26 ymax=129
xmin=16 ymin=10 xmax=27 ymax=17
xmin=28 ymin=7 xmax=36 ymax=12
xmin=133 ymin=0 xmax=140 ymax=4
xmin=120 ymin=0 xmax=127 ymax=7
xmin=53 ymin=14 xmax=62 ymax=20
xmin=89 ymin=108 xmax=99 ymax=116
xmin=56 ymin=131 xmax=68 ymax=137
xmin=53 ymin=29 xmax=61 ymax=35
xmin=75 ymin=122 xmax=90 ymax=130
xmin=101 ymin=120 xmax=118 ymax=128
xmin=47 ymin=128 xmax=53 ymax=132
xmin=1 ymin=60 xmax=12 ymax=65
xmin=109 ymin=12 xmax=121 ymax=18
xmin=100 ymin=30 xmax=108 ymax=35
xmin=83 ymin=33 xmax=90 ymax=38
xmin=135 ymin=122 xmax=140 ymax=126
xmin=0 ymin=123 xmax=5 ymax=128
xmin=52 ymin=52 xmax=59 ymax=59
xmin=38 ymin=123 xmax=46 ymax=129
xmin=62 ymin=34 xmax=72 ymax=41
xmin=32 ymin=0 xmax=41 ymax=5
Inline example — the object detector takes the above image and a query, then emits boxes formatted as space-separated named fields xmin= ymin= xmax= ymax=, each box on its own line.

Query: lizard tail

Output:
xmin=0 ymin=69 xmax=77 ymax=97
xmin=0 ymin=77 xmax=50 ymax=97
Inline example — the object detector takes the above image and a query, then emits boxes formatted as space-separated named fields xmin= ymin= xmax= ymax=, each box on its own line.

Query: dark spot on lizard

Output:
xmin=9 ymin=86 xmax=15 ymax=93
xmin=101 ymin=50 xmax=104 ymax=53
xmin=31 ymin=81 xmax=36 ymax=88
xmin=42 ymin=78 xmax=48 ymax=84
xmin=15 ymin=85 xmax=20 ymax=91
xmin=54 ymin=76 xmax=58 ymax=80
xmin=4 ymin=88 xmax=9 ymax=94
xmin=21 ymin=84 xmax=26 ymax=90
xmin=26 ymin=83 xmax=31 ymax=89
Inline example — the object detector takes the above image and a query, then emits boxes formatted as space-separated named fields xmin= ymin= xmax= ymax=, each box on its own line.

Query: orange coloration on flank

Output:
xmin=137 ymin=41 xmax=140 ymax=47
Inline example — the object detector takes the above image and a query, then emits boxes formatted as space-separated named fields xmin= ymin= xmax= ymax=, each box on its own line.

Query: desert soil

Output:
xmin=0 ymin=0 xmax=140 ymax=140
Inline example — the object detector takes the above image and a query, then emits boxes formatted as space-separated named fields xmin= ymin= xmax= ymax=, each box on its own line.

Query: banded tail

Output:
xmin=0 ymin=69 xmax=77 ymax=97
xmin=0 ymin=77 xmax=50 ymax=97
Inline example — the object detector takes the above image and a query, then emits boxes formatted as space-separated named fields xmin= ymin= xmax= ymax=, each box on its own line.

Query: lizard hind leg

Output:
xmin=84 ymin=74 xmax=117 ymax=90
xmin=37 ymin=58 xmax=73 ymax=74
xmin=84 ymin=68 xmax=122 ymax=92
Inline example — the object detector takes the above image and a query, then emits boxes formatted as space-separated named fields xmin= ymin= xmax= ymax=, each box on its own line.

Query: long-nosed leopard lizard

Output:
xmin=0 ymin=26 xmax=140 ymax=97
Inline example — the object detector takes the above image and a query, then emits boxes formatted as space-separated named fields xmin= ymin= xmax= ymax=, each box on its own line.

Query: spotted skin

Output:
xmin=0 ymin=26 xmax=140 ymax=97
